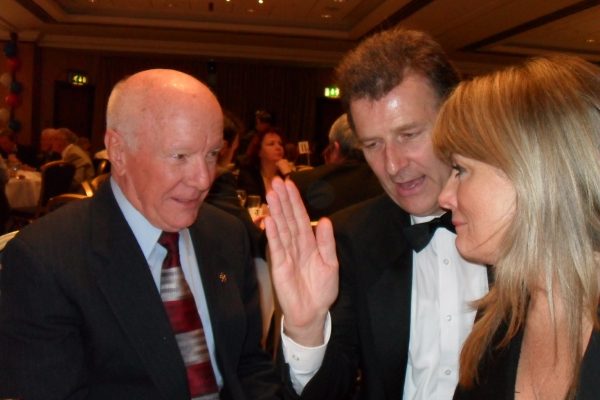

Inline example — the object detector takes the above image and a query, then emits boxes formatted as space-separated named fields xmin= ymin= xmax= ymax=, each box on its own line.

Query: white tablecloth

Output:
xmin=5 ymin=170 xmax=42 ymax=209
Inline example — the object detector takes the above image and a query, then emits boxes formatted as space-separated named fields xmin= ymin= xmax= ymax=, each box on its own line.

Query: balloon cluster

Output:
xmin=0 ymin=33 xmax=22 ymax=132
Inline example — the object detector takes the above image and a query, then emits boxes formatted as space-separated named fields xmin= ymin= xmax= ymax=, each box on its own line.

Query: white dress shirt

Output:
xmin=282 ymin=213 xmax=488 ymax=399
xmin=111 ymin=179 xmax=224 ymax=388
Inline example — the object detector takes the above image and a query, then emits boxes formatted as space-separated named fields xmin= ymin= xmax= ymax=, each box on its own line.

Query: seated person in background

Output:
xmin=0 ymin=128 xmax=37 ymax=169
xmin=0 ymin=68 xmax=282 ymax=399
xmin=290 ymin=113 xmax=383 ymax=221
xmin=76 ymin=136 xmax=92 ymax=157
xmin=434 ymin=55 xmax=600 ymax=399
xmin=206 ymin=110 xmax=274 ymax=349
xmin=206 ymin=110 xmax=265 ymax=258
xmin=52 ymin=127 xmax=95 ymax=188
xmin=35 ymin=127 xmax=61 ymax=168
xmin=238 ymin=129 xmax=294 ymax=203
xmin=238 ymin=109 xmax=275 ymax=165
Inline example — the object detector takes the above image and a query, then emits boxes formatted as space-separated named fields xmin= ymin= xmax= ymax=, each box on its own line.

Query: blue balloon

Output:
xmin=10 ymin=81 xmax=22 ymax=94
xmin=8 ymin=119 xmax=21 ymax=132
xmin=3 ymin=42 xmax=17 ymax=57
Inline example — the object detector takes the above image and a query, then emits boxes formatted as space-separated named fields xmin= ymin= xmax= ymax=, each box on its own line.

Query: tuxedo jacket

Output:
xmin=238 ymin=165 xmax=268 ymax=203
xmin=289 ymin=161 xmax=383 ymax=221
xmin=294 ymin=194 xmax=415 ymax=399
xmin=454 ymin=321 xmax=600 ymax=400
xmin=206 ymin=170 xmax=266 ymax=259
xmin=0 ymin=183 xmax=282 ymax=400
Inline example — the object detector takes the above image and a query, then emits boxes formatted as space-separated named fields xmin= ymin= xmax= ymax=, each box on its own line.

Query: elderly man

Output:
xmin=0 ymin=70 xmax=282 ymax=399
xmin=52 ymin=127 xmax=95 ymax=187
xmin=35 ymin=127 xmax=61 ymax=168
xmin=266 ymin=28 xmax=489 ymax=399
xmin=289 ymin=114 xmax=382 ymax=220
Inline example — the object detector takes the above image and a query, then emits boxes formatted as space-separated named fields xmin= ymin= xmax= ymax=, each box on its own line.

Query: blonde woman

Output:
xmin=433 ymin=55 xmax=600 ymax=399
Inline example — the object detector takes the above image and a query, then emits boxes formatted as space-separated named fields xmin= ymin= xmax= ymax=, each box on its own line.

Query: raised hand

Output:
xmin=265 ymin=177 xmax=339 ymax=346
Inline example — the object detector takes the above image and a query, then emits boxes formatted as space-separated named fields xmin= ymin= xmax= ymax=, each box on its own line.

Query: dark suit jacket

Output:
xmin=289 ymin=161 xmax=383 ymax=221
xmin=0 ymin=183 xmax=282 ymax=400
xmin=291 ymin=194 xmax=414 ymax=399
xmin=238 ymin=165 xmax=268 ymax=203
xmin=206 ymin=170 xmax=266 ymax=258
xmin=454 ymin=322 xmax=600 ymax=400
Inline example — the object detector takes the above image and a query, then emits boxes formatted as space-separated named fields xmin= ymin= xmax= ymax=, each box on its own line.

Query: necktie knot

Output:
xmin=403 ymin=212 xmax=455 ymax=252
xmin=159 ymin=231 xmax=179 ymax=251
xmin=159 ymin=231 xmax=180 ymax=268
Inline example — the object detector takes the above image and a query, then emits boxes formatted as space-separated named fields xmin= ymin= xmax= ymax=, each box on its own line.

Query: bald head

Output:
xmin=106 ymin=69 xmax=221 ymax=150
xmin=104 ymin=69 xmax=224 ymax=231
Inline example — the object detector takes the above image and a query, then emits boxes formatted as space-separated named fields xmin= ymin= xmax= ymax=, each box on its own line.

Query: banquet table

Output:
xmin=5 ymin=170 xmax=42 ymax=209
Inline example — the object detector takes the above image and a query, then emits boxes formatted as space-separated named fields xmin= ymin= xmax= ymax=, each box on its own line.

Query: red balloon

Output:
xmin=6 ymin=57 xmax=21 ymax=73
xmin=5 ymin=93 xmax=20 ymax=107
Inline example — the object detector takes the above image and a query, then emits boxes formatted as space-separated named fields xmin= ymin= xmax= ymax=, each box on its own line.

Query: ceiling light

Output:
xmin=586 ymin=38 xmax=596 ymax=43
xmin=258 ymin=0 xmax=264 ymax=4
xmin=247 ymin=8 xmax=255 ymax=13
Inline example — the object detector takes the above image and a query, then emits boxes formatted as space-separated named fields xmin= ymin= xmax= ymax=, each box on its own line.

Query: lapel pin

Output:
xmin=219 ymin=272 xmax=228 ymax=283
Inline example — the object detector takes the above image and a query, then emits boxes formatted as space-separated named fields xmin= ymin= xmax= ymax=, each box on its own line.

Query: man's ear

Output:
xmin=104 ymin=129 xmax=126 ymax=177
xmin=330 ymin=141 xmax=342 ymax=163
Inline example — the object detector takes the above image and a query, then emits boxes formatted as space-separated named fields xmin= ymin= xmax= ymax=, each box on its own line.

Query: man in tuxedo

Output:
xmin=266 ymin=28 xmax=489 ymax=399
xmin=289 ymin=113 xmax=382 ymax=220
xmin=0 ymin=69 xmax=282 ymax=399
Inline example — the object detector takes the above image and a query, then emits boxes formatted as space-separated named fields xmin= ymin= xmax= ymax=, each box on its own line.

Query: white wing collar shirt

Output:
xmin=403 ymin=214 xmax=488 ymax=400
xmin=110 ymin=178 xmax=224 ymax=388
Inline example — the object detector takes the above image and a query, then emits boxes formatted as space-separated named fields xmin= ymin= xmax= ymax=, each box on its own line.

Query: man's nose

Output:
xmin=384 ymin=142 xmax=409 ymax=176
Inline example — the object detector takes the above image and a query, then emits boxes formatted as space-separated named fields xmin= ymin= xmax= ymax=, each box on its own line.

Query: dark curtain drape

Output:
xmin=90 ymin=54 xmax=333 ymax=149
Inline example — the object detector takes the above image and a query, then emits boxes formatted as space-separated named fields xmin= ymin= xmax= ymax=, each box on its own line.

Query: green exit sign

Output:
xmin=324 ymin=86 xmax=340 ymax=98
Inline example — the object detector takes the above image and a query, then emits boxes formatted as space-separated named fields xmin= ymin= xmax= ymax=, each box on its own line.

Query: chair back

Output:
xmin=39 ymin=161 xmax=76 ymax=208
xmin=94 ymin=158 xmax=111 ymax=176
xmin=46 ymin=193 xmax=88 ymax=213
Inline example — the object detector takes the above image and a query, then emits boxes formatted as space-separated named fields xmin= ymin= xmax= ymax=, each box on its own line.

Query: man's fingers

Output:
xmin=315 ymin=218 xmax=338 ymax=268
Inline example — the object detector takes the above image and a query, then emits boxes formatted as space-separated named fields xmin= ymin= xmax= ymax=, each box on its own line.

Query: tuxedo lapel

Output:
xmin=87 ymin=184 xmax=189 ymax=399
xmin=366 ymin=203 xmax=413 ymax=397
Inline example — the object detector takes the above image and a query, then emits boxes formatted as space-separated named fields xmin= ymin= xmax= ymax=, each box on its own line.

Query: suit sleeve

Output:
xmin=0 ymin=237 xmax=89 ymax=400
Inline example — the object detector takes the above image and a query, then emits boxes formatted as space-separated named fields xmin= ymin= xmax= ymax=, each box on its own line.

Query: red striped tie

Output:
xmin=158 ymin=231 xmax=219 ymax=399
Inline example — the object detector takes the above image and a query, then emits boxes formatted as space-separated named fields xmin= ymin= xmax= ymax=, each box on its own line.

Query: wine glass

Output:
xmin=236 ymin=189 xmax=247 ymax=207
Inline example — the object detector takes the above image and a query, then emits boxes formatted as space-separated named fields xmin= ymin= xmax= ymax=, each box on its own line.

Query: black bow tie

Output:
xmin=403 ymin=212 xmax=455 ymax=252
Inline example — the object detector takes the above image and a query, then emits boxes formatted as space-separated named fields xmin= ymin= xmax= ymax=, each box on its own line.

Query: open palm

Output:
xmin=265 ymin=178 xmax=339 ymax=345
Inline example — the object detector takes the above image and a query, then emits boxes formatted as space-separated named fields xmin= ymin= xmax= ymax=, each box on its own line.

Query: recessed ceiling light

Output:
xmin=333 ymin=0 xmax=345 ymax=2
xmin=586 ymin=38 xmax=596 ymax=43
xmin=247 ymin=8 xmax=255 ymax=13
xmin=321 ymin=13 xmax=332 ymax=18
xmin=258 ymin=0 xmax=264 ymax=4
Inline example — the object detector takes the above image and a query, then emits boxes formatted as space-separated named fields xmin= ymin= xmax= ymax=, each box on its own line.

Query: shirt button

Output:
xmin=446 ymin=314 xmax=452 ymax=322
xmin=444 ymin=369 xmax=452 ymax=376
xmin=443 ymin=258 xmax=449 ymax=265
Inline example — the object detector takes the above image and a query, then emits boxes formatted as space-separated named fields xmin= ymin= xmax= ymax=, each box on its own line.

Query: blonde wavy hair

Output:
xmin=432 ymin=55 xmax=600 ymax=397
